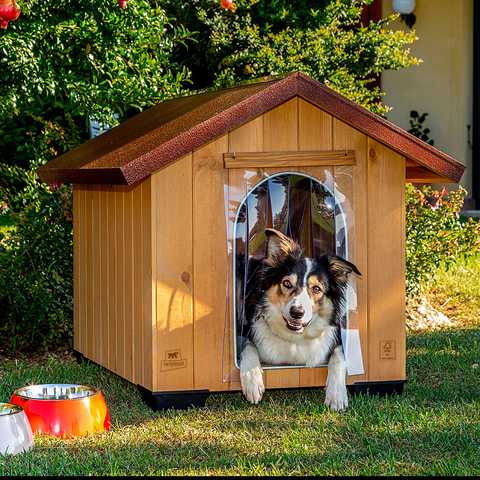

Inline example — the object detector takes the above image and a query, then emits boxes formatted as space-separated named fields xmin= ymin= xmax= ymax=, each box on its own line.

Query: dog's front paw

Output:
xmin=325 ymin=383 xmax=349 ymax=412
xmin=240 ymin=366 xmax=265 ymax=405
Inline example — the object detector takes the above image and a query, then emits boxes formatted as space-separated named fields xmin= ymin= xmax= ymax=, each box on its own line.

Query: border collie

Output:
xmin=239 ymin=228 xmax=361 ymax=411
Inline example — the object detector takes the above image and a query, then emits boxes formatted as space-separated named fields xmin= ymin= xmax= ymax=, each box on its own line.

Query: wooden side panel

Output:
xmin=115 ymin=188 xmax=126 ymax=378
xmin=124 ymin=188 xmax=134 ymax=382
xmin=74 ymin=180 xmax=154 ymax=389
xmin=107 ymin=187 xmax=118 ymax=373
xmin=143 ymin=179 xmax=154 ymax=391
xmin=366 ymin=139 xmax=406 ymax=382
xmin=193 ymin=136 xmax=230 ymax=392
xmin=91 ymin=189 xmax=102 ymax=365
xmin=84 ymin=187 xmax=93 ymax=360
xmin=133 ymin=184 xmax=143 ymax=387
xmin=151 ymin=155 xmax=194 ymax=392
xmin=73 ymin=187 xmax=81 ymax=352
xmin=333 ymin=120 xmax=368 ymax=384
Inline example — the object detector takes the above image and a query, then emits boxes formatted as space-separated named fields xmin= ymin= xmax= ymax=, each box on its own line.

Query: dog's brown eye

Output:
xmin=311 ymin=285 xmax=322 ymax=295
xmin=282 ymin=279 xmax=293 ymax=289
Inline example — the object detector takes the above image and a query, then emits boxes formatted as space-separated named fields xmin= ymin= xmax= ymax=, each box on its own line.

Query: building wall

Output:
xmin=382 ymin=0 xmax=473 ymax=192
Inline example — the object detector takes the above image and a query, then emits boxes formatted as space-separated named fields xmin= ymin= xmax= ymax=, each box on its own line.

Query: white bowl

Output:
xmin=0 ymin=403 xmax=34 ymax=455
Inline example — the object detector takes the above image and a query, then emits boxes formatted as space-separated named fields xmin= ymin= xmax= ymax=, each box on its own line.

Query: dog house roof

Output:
xmin=38 ymin=72 xmax=464 ymax=186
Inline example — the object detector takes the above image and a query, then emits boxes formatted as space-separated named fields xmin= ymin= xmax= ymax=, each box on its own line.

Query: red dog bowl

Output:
xmin=10 ymin=384 xmax=111 ymax=438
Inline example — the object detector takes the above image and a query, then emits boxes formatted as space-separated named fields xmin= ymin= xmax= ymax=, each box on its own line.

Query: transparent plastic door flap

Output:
xmin=224 ymin=167 xmax=364 ymax=379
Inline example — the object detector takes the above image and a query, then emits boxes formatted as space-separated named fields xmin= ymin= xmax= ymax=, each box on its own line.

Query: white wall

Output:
xmin=382 ymin=0 xmax=473 ymax=191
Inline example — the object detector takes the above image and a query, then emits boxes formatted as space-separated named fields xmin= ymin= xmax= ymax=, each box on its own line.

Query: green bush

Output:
xmin=0 ymin=186 xmax=73 ymax=352
xmin=164 ymin=0 xmax=419 ymax=116
xmin=406 ymin=183 xmax=480 ymax=296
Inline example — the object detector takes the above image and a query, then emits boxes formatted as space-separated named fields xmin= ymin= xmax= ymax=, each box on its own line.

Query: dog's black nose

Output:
xmin=290 ymin=305 xmax=305 ymax=320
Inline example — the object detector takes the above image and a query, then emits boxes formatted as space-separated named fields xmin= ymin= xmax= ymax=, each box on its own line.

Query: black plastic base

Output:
xmin=138 ymin=385 xmax=210 ymax=411
xmin=348 ymin=380 xmax=405 ymax=397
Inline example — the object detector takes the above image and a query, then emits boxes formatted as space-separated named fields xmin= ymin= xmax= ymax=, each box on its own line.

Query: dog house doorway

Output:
xmin=233 ymin=171 xmax=349 ymax=367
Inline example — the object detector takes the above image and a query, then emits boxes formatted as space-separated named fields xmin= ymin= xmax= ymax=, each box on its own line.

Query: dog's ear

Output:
xmin=264 ymin=228 xmax=299 ymax=266
xmin=326 ymin=255 xmax=361 ymax=284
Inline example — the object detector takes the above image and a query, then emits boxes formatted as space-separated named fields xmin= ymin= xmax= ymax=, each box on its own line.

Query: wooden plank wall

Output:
xmin=73 ymin=179 xmax=154 ymax=390
xmin=151 ymin=155 xmax=194 ymax=392
xmin=366 ymin=140 xmax=406 ymax=381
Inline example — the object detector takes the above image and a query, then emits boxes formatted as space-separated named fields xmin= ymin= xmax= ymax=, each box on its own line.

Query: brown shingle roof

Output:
xmin=38 ymin=72 xmax=464 ymax=185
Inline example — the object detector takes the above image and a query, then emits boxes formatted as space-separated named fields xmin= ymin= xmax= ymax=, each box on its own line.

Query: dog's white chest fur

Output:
xmin=251 ymin=311 xmax=337 ymax=367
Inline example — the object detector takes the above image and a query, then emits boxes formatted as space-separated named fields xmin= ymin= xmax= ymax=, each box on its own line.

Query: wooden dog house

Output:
xmin=39 ymin=72 xmax=464 ymax=409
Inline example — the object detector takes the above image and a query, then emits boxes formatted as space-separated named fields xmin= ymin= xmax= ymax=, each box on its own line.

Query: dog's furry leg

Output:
xmin=240 ymin=341 xmax=265 ymax=404
xmin=325 ymin=345 xmax=348 ymax=411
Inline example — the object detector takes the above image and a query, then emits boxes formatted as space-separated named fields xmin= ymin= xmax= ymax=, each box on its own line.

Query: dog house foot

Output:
xmin=138 ymin=386 xmax=209 ymax=411
xmin=348 ymin=380 xmax=405 ymax=397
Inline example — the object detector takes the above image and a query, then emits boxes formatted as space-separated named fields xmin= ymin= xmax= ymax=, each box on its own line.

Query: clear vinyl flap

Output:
xmin=223 ymin=167 xmax=364 ymax=382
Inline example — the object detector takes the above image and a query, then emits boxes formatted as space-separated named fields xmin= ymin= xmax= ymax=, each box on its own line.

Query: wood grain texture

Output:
xmin=74 ymin=181 xmax=154 ymax=389
xmin=298 ymin=98 xmax=333 ymax=150
xmin=193 ymin=135 xmax=230 ymax=392
xmin=115 ymin=188 xmax=125 ymax=378
xmin=367 ymin=139 xmax=406 ymax=382
xmin=224 ymin=150 xmax=355 ymax=169
xmin=263 ymin=97 xmax=298 ymax=151
xmin=333 ymin=120 xmax=368 ymax=384
xmin=152 ymin=154 xmax=194 ymax=392
xmin=133 ymin=184 xmax=144 ymax=386
xmin=406 ymin=166 xmax=454 ymax=184
xmin=143 ymin=179 xmax=155 ymax=391
xmin=124 ymin=188 xmax=134 ymax=382
xmin=73 ymin=187 xmax=81 ymax=352
xmin=84 ymin=186 xmax=93 ymax=360
xmin=107 ymin=186 xmax=118 ymax=373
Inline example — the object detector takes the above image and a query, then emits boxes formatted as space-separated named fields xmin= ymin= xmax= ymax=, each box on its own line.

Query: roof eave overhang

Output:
xmin=37 ymin=72 xmax=465 ymax=186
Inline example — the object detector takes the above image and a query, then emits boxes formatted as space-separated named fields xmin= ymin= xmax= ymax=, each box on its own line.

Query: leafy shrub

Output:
xmin=406 ymin=183 xmax=480 ymax=296
xmin=164 ymin=0 xmax=420 ymax=116
xmin=0 ymin=186 xmax=73 ymax=352
xmin=408 ymin=110 xmax=434 ymax=146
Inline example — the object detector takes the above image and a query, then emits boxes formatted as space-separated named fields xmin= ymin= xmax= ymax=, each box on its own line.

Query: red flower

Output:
xmin=220 ymin=0 xmax=236 ymax=12
xmin=0 ymin=0 xmax=20 ymax=29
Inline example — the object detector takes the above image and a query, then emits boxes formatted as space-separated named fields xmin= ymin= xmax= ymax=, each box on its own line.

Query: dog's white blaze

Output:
xmin=282 ymin=258 xmax=315 ymax=324
xmin=282 ymin=287 xmax=312 ymax=323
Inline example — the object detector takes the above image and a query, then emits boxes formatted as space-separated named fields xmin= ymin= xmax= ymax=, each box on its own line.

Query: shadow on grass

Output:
xmin=1 ymin=421 xmax=479 ymax=475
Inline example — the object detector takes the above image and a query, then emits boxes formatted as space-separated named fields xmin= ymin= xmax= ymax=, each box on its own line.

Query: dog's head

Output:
xmin=260 ymin=228 xmax=361 ymax=334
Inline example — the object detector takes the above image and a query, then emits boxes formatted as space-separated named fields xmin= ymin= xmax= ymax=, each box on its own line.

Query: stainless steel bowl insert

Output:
xmin=14 ymin=384 xmax=98 ymax=401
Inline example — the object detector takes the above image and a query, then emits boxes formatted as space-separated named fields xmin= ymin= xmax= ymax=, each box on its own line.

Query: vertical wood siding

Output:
xmin=73 ymin=179 xmax=154 ymax=390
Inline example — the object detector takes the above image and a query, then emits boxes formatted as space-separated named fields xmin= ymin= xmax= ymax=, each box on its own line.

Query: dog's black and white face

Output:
xmin=258 ymin=228 xmax=360 ymax=337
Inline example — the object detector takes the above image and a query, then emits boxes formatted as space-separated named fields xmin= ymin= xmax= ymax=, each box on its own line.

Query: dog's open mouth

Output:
xmin=284 ymin=318 xmax=309 ymax=332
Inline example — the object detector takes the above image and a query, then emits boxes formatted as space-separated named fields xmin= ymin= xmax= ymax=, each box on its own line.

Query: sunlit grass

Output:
xmin=1 ymin=258 xmax=479 ymax=475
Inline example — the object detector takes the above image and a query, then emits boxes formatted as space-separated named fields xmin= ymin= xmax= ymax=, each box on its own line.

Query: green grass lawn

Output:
xmin=1 ymin=260 xmax=479 ymax=475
